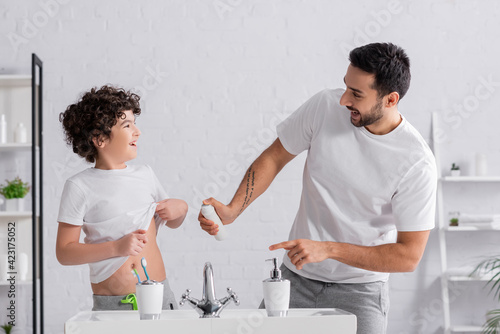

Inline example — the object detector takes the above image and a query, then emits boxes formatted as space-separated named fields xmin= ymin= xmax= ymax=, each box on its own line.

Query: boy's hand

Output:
xmin=114 ymin=229 xmax=147 ymax=257
xmin=198 ymin=198 xmax=237 ymax=235
xmin=156 ymin=199 xmax=188 ymax=229
xmin=155 ymin=200 xmax=177 ymax=220
xmin=156 ymin=199 xmax=188 ymax=221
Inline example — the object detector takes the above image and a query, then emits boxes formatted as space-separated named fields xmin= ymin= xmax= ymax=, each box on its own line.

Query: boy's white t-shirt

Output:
xmin=57 ymin=164 xmax=167 ymax=284
xmin=277 ymin=89 xmax=437 ymax=284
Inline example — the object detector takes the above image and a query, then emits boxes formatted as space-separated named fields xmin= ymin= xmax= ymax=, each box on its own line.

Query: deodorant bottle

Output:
xmin=201 ymin=204 xmax=228 ymax=241
xmin=263 ymin=258 xmax=290 ymax=317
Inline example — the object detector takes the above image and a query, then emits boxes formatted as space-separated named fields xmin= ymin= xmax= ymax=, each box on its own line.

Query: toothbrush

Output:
xmin=131 ymin=269 xmax=141 ymax=283
xmin=141 ymin=257 xmax=150 ymax=281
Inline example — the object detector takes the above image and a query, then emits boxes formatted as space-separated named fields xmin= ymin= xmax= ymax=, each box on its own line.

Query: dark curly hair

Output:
xmin=59 ymin=85 xmax=141 ymax=163
xmin=349 ymin=43 xmax=411 ymax=100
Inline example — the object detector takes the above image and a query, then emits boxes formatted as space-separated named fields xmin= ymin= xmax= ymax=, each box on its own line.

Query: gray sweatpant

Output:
xmin=92 ymin=278 xmax=178 ymax=311
xmin=260 ymin=265 xmax=389 ymax=334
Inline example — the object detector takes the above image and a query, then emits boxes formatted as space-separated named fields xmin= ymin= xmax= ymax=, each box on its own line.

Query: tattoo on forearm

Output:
xmin=239 ymin=164 xmax=255 ymax=215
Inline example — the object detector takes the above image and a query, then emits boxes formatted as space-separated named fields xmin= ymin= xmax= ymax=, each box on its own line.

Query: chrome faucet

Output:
xmin=179 ymin=262 xmax=239 ymax=318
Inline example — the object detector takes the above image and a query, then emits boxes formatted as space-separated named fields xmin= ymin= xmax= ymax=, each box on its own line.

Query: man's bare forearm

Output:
xmin=329 ymin=242 xmax=420 ymax=272
xmin=232 ymin=162 xmax=257 ymax=216
xmin=228 ymin=139 xmax=295 ymax=217
xmin=273 ymin=230 xmax=431 ymax=272
xmin=330 ymin=230 xmax=430 ymax=272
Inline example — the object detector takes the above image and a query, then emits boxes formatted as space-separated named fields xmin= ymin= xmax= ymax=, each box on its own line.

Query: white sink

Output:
xmin=65 ymin=308 xmax=356 ymax=334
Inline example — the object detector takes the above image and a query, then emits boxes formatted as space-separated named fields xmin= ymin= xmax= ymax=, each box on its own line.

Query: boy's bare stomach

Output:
xmin=91 ymin=218 xmax=166 ymax=296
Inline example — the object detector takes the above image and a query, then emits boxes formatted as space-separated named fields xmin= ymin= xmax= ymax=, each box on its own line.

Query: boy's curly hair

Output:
xmin=59 ymin=85 xmax=141 ymax=163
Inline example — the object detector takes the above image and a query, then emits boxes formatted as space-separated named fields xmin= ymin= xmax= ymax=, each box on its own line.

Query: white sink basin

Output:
xmin=65 ymin=308 xmax=356 ymax=334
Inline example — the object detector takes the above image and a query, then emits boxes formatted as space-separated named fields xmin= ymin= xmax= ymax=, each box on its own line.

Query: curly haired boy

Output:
xmin=56 ymin=85 xmax=187 ymax=311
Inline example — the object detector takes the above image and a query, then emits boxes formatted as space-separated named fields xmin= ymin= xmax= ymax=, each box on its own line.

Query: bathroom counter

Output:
xmin=65 ymin=308 xmax=356 ymax=334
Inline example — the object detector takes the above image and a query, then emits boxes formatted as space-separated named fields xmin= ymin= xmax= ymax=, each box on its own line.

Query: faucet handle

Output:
xmin=179 ymin=289 xmax=192 ymax=306
xmin=226 ymin=287 xmax=240 ymax=306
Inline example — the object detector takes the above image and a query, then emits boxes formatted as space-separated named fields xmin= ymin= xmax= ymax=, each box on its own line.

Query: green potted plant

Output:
xmin=449 ymin=217 xmax=459 ymax=227
xmin=451 ymin=163 xmax=461 ymax=177
xmin=471 ymin=256 xmax=500 ymax=333
xmin=0 ymin=176 xmax=30 ymax=212
xmin=449 ymin=211 xmax=460 ymax=227
xmin=0 ymin=323 xmax=13 ymax=334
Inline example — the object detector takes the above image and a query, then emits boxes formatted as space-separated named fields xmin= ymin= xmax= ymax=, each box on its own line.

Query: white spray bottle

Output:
xmin=201 ymin=204 xmax=229 ymax=241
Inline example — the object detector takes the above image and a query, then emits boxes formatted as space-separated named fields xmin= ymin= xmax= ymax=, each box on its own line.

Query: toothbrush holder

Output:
xmin=136 ymin=280 xmax=164 ymax=320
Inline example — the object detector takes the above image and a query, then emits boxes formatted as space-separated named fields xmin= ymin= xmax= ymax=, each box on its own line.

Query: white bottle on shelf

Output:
xmin=15 ymin=122 xmax=27 ymax=143
xmin=19 ymin=252 xmax=28 ymax=281
xmin=0 ymin=114 xmax=7 ymax=144
xmin=0 ymin=254 xmax=8 ymax=281
xmin=475 ymin=153 xmax=488 ymax=177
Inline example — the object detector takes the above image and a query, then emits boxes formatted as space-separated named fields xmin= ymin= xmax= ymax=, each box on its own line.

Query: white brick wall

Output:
xmin=2 ymin=0 xmax=500 ymax=333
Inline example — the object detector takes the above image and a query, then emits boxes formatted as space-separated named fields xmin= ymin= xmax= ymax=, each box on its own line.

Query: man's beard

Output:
xmin=348 ymin=99 xmax=384 ymax=128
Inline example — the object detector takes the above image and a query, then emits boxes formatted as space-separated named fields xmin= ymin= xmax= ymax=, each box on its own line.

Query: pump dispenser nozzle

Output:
xmin=266 ymin=258 xmax=282 ymax=280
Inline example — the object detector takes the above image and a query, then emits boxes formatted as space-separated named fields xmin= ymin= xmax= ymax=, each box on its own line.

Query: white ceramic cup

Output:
xmin=136 ymin=281 xmax=164 ymax=320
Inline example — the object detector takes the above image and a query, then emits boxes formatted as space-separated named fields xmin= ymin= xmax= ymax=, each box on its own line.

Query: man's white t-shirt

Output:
xmin=57 ymin=164 xmax=167 ymax=283
xmin=277 ymin=89 xmax=437 ymax=284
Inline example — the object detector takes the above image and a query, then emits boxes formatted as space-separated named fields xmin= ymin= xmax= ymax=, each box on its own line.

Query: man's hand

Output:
xmin=198 ymin=198 xmax=237 ymax=235
xmin=270 ymin=239 xmax=332 ymax=270
xmin=114 ymin=229 xmax=147 ymax=257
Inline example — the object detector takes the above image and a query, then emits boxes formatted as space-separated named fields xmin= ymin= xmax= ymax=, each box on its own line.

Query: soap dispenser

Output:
xmin=262 ymin=257 xmax=290 ymax=317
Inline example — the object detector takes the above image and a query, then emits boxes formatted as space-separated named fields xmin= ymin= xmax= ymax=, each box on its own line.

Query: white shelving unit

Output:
xmin=0 ymin=280 xmax=33 ymax=286
xmin=447 ymin=276 xmax=492 ymax=282
xmin=0 ymin=74 xmax=31 ymax=86
xmin=442 ymin=176 xmax=500 ymax=182
xmin=446 ymin=226 xmax=500 ymax=232
xmin=0 ymin=211 xmax=33 ymax=218
xmin=0 ymin=54 xmax=44 ymax=334
xmin=0 ymin=143 xmax=33 ymax=151
xmin=449 ymin=326 xmax=484 ymax=333
xmin=432 ymin=113 xmax=499 ymax=334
